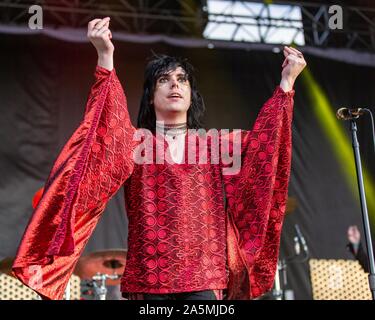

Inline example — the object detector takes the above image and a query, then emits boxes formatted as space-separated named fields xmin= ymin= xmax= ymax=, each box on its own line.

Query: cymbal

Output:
xmin=0 ymin=257 xmax=14 ymax=275
xmin=74 ymin=249 xmax=127 ymax=286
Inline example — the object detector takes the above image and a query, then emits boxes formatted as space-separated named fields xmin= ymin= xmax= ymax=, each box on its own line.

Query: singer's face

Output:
xmin=152 ymin=67 xmax=191 ymax=119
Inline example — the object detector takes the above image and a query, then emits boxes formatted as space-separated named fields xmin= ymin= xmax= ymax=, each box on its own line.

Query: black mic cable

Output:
xmin=366 ymin=109 xmax=375 ymax=155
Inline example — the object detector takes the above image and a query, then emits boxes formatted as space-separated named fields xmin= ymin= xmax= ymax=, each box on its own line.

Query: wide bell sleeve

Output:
xmin=221 ymin=86 xmax=294 ymax=299
xmin=12 ymin=66 xmax=136 ymax=300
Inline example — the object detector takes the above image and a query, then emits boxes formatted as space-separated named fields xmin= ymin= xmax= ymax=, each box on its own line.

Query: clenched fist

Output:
xmin=280 ymin=46 xmax=307 ymax=92
xmin=88 ymin=17 xmax=114 ymax=70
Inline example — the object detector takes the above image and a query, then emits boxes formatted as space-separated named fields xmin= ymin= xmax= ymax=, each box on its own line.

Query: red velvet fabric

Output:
xmin=32 ymin=187 xmax=44 ymax=209
xmin=12 ymin=66 xmax=294 ymax=300
xmin=121 ymin=133 xmax=228 ymax=296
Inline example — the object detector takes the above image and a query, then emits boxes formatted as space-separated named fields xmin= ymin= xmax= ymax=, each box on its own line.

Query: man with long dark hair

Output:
xmin=12 ymin=17 xmax=306 ymax=300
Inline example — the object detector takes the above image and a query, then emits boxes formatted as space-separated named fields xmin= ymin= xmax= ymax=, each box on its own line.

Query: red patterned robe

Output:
xmin=12 ymin=66 xmax=294 ymax=300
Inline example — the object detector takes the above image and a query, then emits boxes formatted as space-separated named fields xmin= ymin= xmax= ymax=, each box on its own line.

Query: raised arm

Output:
xmin=223 ymin=47 xmax=306 ymax=299
xmin=12 ymin=18 xmax=136 ymax=300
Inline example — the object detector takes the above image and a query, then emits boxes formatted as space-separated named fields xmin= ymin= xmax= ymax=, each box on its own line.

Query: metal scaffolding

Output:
xmin=0 ymin=0 xmax=374 ymax=51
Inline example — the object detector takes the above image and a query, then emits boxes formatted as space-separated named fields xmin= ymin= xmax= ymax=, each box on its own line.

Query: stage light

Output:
xmin=203 ymin=0 xmax=305 ymax=45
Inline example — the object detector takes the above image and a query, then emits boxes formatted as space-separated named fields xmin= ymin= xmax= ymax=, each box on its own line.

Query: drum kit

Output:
xmin=0 ymin=249 xmax=127 ymax=300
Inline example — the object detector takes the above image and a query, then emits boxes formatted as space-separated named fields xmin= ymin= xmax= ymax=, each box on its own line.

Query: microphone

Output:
xmin=294 ymin=224 xmax=309 ymax=255
xmin=293 ymin=236 xmax=301 ymax=255
xmin=336 ymin=108 xmax=365 ymax=120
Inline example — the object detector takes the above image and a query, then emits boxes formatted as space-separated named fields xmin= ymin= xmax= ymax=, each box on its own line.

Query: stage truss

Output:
xmin=0 ymin=0 xmax=374 ymax=51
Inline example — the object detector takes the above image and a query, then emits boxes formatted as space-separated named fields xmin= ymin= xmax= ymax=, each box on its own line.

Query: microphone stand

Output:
xmin=350 ymin=119 xmax=375 ymax=300
xmin=272 ymin=230 xmax=309 ymax=300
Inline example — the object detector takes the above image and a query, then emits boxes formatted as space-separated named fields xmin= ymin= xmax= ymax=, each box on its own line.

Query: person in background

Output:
xmin=347 ymin=225 xmax=369 ymax=273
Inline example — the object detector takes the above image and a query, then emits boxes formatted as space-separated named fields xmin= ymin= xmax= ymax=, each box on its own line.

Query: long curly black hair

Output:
xmin=137 ymin=54 xmax=205 ymax=132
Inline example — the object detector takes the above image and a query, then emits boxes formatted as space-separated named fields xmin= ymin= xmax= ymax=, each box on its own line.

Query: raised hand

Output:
xmin=347 ymin=225 xmax=361 ymax=245
xmin=280 ymin=46 xmax=307 ymax=92
xmin=87 ymin=17 xmax=114 ymax=70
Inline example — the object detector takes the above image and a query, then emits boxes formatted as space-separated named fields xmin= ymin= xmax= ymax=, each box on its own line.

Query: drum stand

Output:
xmin=92 ymin=273 xmax=120 ymax=300
xmin=64 ymin=279 xmax=71 ymax=300
xmin=272 ymin=259 xmax=290 ymax=300
xmin=273 ymin=261 xmax=283 ymax=300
